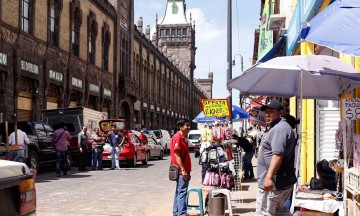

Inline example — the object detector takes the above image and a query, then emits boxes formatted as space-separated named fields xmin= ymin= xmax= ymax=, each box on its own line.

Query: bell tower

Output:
xmin=155 ymin=0 xmax=196 ymax=118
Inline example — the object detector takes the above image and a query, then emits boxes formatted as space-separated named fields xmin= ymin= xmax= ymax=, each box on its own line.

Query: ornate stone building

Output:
xmin=0 ymin=0 xmax=117 ymax=122
xmin=132 ymin=0 xmax=210 ymax=130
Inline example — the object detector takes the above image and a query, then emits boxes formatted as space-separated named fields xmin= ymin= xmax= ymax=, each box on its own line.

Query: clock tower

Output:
xmin=155 ymin=0 xmax=197 ymax=118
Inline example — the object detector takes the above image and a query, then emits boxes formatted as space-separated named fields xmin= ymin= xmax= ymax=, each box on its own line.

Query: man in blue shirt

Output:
xmin=108 ymin=124 xmax=124 ymax=170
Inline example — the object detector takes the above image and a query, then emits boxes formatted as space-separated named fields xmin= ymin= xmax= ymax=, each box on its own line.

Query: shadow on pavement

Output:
xmin=232 ymin=207 xmax=256 ymax=214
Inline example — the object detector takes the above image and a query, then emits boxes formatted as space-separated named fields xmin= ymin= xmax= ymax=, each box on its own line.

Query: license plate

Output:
xmin=107 ymin=155 xmax=112 ymax=159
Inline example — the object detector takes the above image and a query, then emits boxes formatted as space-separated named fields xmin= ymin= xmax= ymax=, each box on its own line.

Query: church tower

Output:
xmin=155 ymin=0 xmax=196 ymax=118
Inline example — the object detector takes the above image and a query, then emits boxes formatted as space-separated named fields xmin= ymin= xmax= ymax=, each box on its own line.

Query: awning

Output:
xmin=258 ymin=36 xmax=285 ymax=63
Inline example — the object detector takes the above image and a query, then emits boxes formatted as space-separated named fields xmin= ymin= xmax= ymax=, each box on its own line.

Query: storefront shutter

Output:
xmin=316 ymin=109 xmax=340 ymax=162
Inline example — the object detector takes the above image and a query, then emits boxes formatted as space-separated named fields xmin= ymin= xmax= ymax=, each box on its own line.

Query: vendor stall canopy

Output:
xmin=301 ymin=0 xmax=360 ymax=56
xmin=227 ymin=55 xmax=360 ymax=100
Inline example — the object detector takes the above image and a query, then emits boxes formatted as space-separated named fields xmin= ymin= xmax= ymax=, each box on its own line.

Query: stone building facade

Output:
xmin=0 ymin=0 xmax=116 ymax=122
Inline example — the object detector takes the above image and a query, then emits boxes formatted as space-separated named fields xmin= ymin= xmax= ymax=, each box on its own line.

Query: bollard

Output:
xmin=209 ymin=194 xmax=225 ymax=216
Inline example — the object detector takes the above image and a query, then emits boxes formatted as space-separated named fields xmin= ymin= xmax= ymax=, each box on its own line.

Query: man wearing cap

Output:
xmin=255 ymin=100 xmax=297 ymax=216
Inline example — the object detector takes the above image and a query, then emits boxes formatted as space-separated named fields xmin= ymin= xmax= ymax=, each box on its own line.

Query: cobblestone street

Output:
xmin=31 ymin=153 xmax=257 ymax=216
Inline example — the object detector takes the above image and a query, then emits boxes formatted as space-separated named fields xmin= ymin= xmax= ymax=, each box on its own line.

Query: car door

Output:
xmin=43 ymin=124 xmax=56 ymax=159
xmin=147 ymin=138 xmax=156 ymax=157
xmin=34 ymin=123 xmax=53 ymax=162
xmin=131 ymin=134 xmax=144 ymax=160
xmin=152 ymin=138 xmax=162 ymax=156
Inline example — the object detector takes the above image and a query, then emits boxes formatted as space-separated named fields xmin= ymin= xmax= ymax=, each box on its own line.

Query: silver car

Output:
xmin=146 ymin=136 xmax=164 ymax=160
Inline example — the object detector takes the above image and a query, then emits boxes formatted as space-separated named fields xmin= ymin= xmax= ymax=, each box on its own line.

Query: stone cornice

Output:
xmin=90 ymin=0 xmax=117 ymax=21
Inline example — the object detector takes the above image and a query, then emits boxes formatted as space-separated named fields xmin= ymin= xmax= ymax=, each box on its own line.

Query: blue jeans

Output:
xmin=56 ymin=151 xmax=68 ymax=174
xmin=243 ymin=151 xmax=255 ymax=178
xmin=173 ymin=173 xmax=191 ymax=216
xmin=92 ymin=148 xmax=103 ymax=169
xmin=110 ymin=146 xmax=119 ymax=168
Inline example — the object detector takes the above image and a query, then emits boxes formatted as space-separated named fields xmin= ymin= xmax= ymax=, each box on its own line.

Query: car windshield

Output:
xmin=152 ymin=130 xmax=161 ymax=138
xmin=188 ymin=134 xmax=201 ymax=140
xmin=100 ymin=121 xmax=126 ymax=132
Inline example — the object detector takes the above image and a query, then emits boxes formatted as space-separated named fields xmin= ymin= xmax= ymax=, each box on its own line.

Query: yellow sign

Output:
xmin=200 ymin=99 xmax=231 ymax=117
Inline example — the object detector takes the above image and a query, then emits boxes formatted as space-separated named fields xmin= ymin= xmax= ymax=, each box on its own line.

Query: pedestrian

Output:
xmin=78 ymin=125 xmax=89 ymax=171
xmin=9 ymin=127 xmax=30 ymax=158
xmin=108 ymin=124 xmax=124 ymax=170
xmin=233 ymin=134 xmax=255 ymax=179
xmin=52 ymin=122 xmax=71 ymax=177
xmin=170 ymin=119 xmax=192 ymax=216
xmin=255 ymin=100 xmax=297 ymax=216
xmin=91 ymin=127 xmax=105 ymax=170
xmin=138 ymin=130 xmax=148 ymax=144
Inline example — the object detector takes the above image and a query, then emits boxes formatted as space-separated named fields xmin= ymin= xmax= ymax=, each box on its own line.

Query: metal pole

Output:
xmin=227 ymin=0 xmax=232 ymax=122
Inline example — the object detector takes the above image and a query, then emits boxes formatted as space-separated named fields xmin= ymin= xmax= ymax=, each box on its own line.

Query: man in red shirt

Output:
xmin=138 ymin=130 xmax=148 ymax=144
xmin=170 ymin=119 xmax=191 ymax=216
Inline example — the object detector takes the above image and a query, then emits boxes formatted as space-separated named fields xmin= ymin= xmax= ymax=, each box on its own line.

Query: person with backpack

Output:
xmin=108 ymin=124 xmax=124 ymax=170
xmin=52 ymin=122 xmax=71 ymax=177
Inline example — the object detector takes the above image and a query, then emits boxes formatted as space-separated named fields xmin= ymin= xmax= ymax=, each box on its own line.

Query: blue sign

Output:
xmin=286 ymin=4 xmax=300 ymax=56
xmin=300 ymin=0 xmax=324 ymax=22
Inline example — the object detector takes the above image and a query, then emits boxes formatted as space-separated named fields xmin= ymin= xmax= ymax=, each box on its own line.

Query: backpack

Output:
xmin=203 ymin=171 xmax=220 ymax=186
xmin=208 ymin=148 xmax=218 ymax=160
xmin=199 ymin=148 xmax=208 ymax=165
xmin=221 ymin=173 xmax=235 ymax=190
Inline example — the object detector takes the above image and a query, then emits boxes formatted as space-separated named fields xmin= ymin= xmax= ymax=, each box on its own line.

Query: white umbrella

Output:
xmin=227 ymin=55 xmax=360 ymax=100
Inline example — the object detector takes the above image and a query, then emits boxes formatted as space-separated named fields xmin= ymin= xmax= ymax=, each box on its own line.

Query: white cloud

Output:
xmin=186 ymin=8 xmax=226 ymax=43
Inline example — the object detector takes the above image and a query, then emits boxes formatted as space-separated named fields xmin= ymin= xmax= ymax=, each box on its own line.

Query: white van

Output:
xmin=187 ymin=130 xmax=201 ymax=148
xmin=151 ymin=129 xmax=171 ymax=153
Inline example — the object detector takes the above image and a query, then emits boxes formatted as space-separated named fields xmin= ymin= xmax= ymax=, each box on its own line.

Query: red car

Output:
xmin=99 ymin=119 xmax=149 ymax=167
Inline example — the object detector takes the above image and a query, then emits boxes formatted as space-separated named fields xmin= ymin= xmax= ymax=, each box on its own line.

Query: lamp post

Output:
xmin=227 ymin=0 xmax=232 ymax=123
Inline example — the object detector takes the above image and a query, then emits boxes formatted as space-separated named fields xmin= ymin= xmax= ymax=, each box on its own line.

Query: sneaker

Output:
xmin=56 ymin=173 xmax=61 ymax=177
xmin=115 ymin=167 xmax=121 ymax=170
xmin=109 ymin=167 xmax=115 ymax=170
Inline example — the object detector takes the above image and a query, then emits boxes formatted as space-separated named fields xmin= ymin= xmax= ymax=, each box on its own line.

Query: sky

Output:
xmin=134 ymin=0 xmax=261 ymax=110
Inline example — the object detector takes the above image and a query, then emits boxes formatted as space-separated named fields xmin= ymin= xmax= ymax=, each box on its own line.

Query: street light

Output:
xmin=232 ymin=54 xmax=244 ymax=73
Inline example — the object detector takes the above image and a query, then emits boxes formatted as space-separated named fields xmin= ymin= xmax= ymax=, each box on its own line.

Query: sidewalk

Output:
xmin=188 ymin=157 xmax=258 ymax=216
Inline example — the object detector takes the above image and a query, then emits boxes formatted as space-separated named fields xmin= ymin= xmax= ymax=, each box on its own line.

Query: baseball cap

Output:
xmin=260 ymin=100 xmax=284 ymax=111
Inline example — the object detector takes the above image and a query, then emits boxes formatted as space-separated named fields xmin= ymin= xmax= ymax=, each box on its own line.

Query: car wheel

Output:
xmin=130 ymin=154 xmax=137 ymax=167
xmin=158 ymin=150 xmax=164 ymax=160
xmin=27 ymin=150 xmax=39 ymax=171
xmin=142 ymin=151 xmax=149 ymax=165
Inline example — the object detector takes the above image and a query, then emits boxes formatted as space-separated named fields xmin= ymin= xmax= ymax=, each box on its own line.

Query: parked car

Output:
xmin=150 ymin=129 xmax=171 ymax=153
xmin=187 ymin=130 xmax=201 ymax=149
xmin=100 ymin=119 xmax=149 ymax=167
xmin=146 ymin=135 xmax=164 ymax=160
xmin=0 ymin=160 xmax=36 ymax=215
xmin=0 ymin=121 xmax=64 ymax=171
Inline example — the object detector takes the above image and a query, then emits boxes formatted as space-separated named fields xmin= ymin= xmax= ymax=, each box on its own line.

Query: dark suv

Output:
xmin=0 ymin=121 xmax=70 ymax=171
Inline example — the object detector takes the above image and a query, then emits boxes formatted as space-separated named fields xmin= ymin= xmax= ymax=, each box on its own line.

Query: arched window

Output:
xmin=48 ymin=0 xmax=62 ymax=46
xmin=87 ymin=12 xmax=98 ymax=64
xmin=21 ymin=0 xmax=35 ymax=33
xmin=70 ymin=0 xmax=82 ymax=56
xmin=102 ymin=23 xmax=111 ymax=71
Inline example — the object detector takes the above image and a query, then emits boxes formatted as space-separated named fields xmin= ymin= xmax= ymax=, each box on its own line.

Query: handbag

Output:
xmin=169 ymin=150 xmax=187 ymax=181
xmin=169 ymin=164 xmax=179 ymax=181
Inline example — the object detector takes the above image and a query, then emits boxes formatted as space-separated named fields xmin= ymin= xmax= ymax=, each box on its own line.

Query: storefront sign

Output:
xmin=162 ymin=109 xmax=165 ymax=113
xmin=104 ymin=88 xmax=111 ymax=97
xmin=157 ymin=107 xmax=160 ymax=112
xmin=249 ymin=107 xmax=267 ymax=127
xmin=89 ymin=83 xmax=99 ymax=93
xmin=143 ymin=103 xmax=147 ymax=108
xmin=300 ymin=0 xmax=324 ymax=22
xmin=150 ymin=105 xmax=154 ymax=110
xmin=134 ymin=100 xmax=140 ymax=111
xmin=286 ymin=4 xmax=300 ymax=56
xmin=72 ymin=77 xmax=83 ymax=88
xmin=0 ymin=52 xmax=7 ymax=66
xmin=258 ymin=0 xmax=274 ymax=60
xmin=342 ymin=98 xmax=360 ymax=120
xmin=21 ymin=60 xmax=39 ymax=74
xmin=49 ymin=70 xmax=63 ymax=82
xmin=200 ymin=98 xmax=231 ymax=117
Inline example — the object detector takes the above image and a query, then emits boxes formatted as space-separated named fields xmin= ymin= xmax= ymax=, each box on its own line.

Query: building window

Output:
xmin=171 ymin=29 xmax=176 ymax=36
xmin=88 ymin=12 xmax=98 ymax=64
xmin=48 ymin=0 xmax=62 ymax=46
xmin=165 ymin=29 xmax=170 ymax=37
xmin=70 ymin=0 xmax=82 ymax=56
xmin=102 ymin=24 xmax=111 ymax=71
xmin=183 ymin=28 xmax=188 ymax=36
xmin=160 ymin=29 xmax=165 ymax=37
xmin=21 ymin=0 xmax=33 ymax=33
